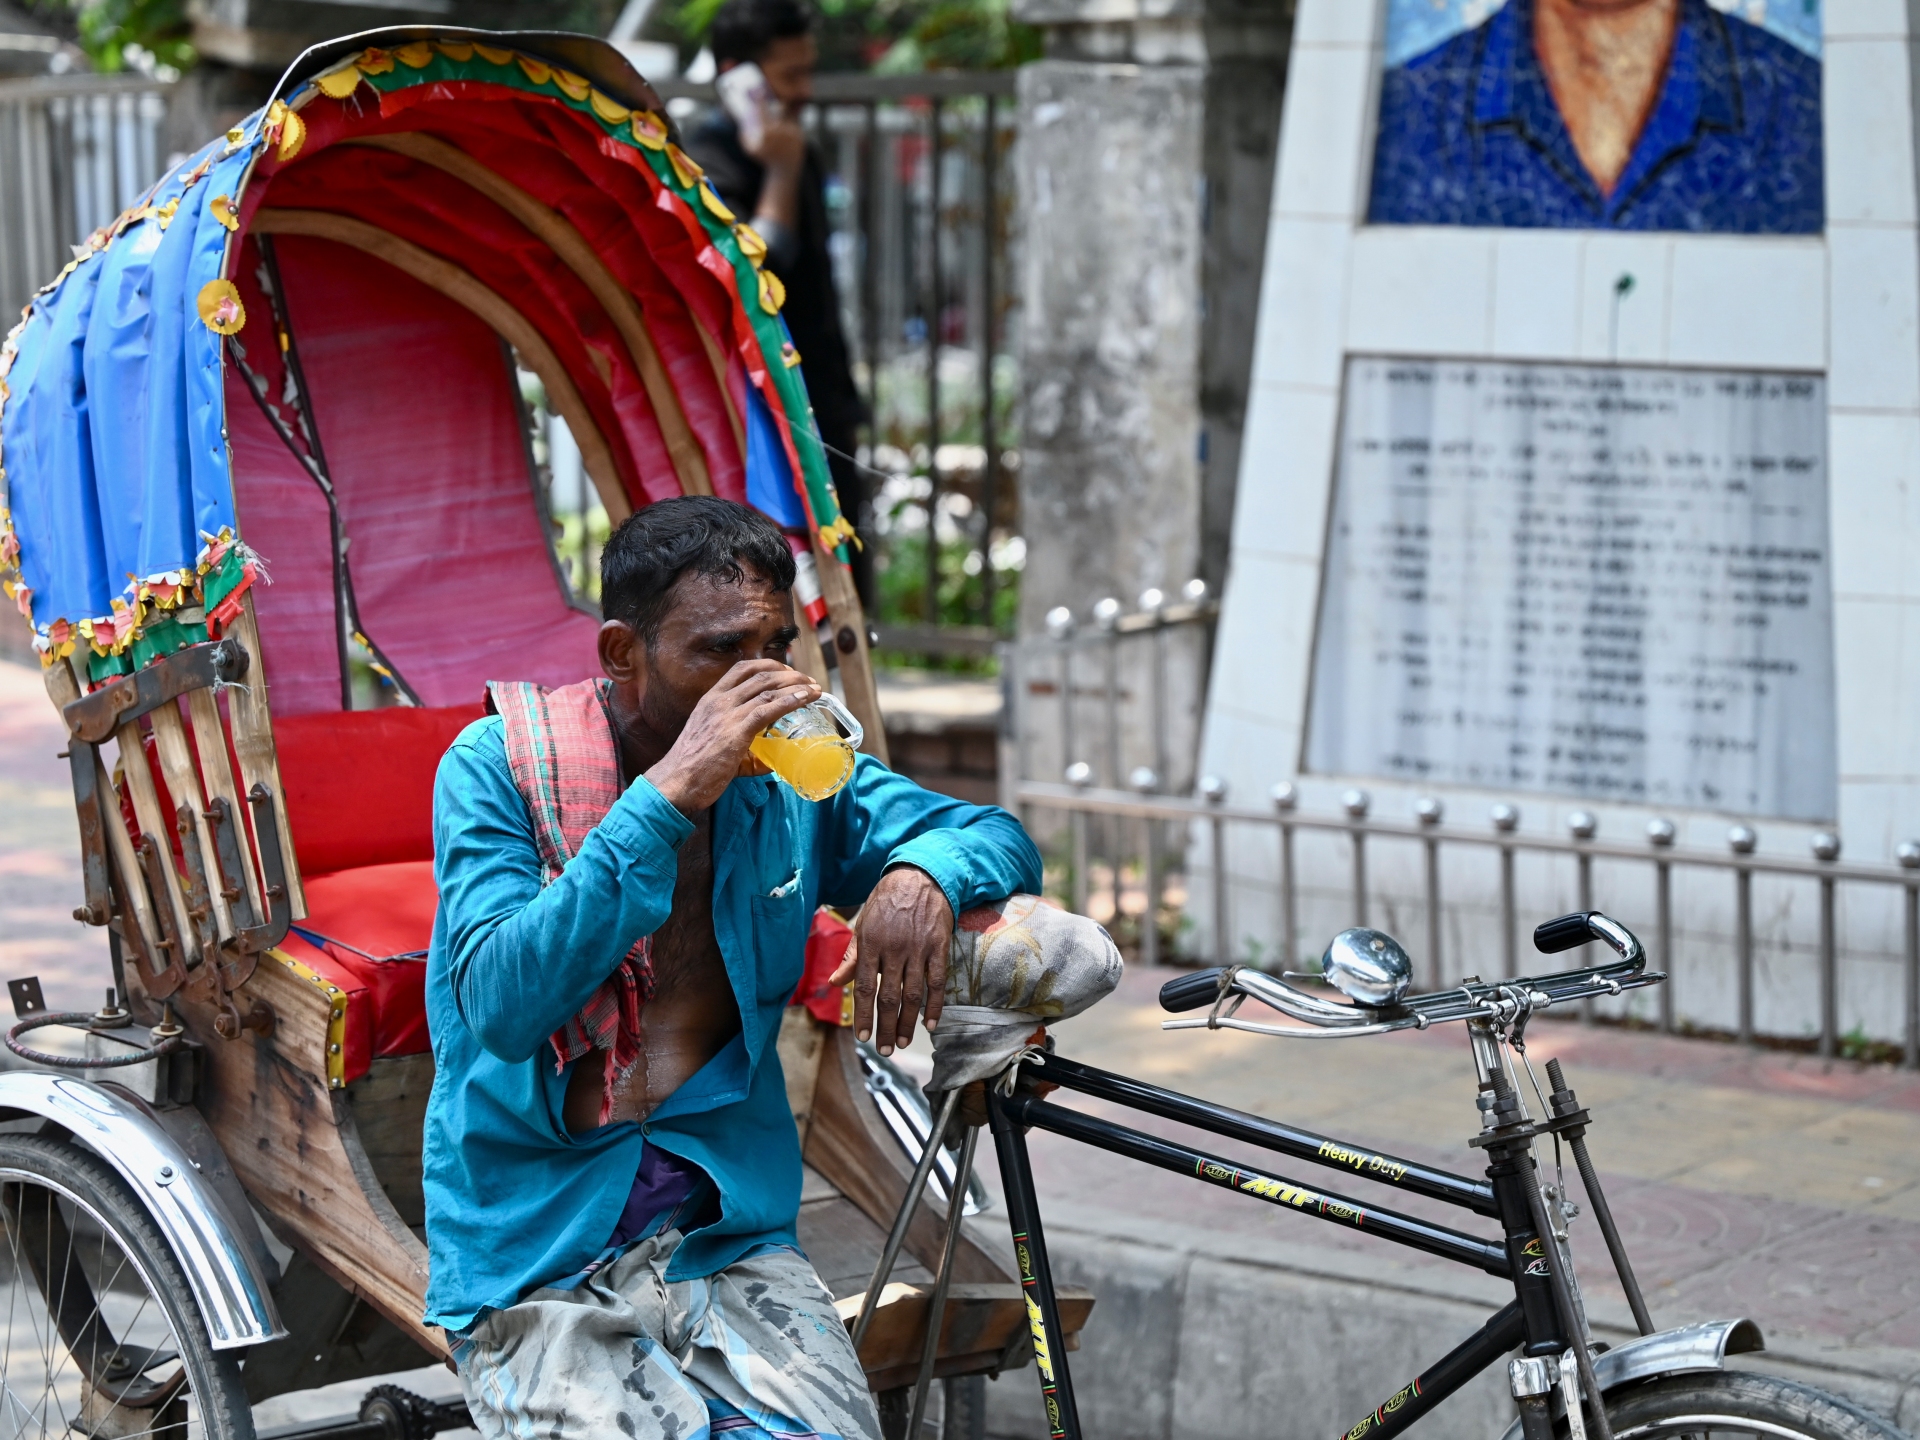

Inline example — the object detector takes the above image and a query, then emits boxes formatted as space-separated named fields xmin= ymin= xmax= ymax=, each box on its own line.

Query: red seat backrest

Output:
xmin=276 ymin=704 xmax=486 ymax=876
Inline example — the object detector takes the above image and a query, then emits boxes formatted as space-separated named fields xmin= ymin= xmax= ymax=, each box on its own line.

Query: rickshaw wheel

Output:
xmin=0 ymin=1134 xmax=251 ymax=1439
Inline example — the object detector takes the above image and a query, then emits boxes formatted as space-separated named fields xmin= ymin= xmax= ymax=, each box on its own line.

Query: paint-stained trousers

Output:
xmin=453 ymin=1228 xmax=882 ymax=1440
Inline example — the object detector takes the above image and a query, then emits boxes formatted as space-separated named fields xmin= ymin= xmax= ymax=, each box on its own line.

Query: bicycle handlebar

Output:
xmin=1158 ymin=911 xmax=1660 ymax=1038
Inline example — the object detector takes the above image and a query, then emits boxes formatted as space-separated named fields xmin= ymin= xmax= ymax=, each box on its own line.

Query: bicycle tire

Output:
xmin=0 ymin=1131 xmax=253 ymax=1438
xmin=1580 ymin=1370 xmax=1908 ymax=1440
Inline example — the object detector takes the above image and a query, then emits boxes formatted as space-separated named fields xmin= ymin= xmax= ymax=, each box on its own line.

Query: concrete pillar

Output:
xmin=1013 ymin=0 xmax=1293 ymax=632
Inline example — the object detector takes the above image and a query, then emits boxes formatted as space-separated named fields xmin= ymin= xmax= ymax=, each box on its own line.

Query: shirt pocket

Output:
xmin=748 ymin=891 xmax=809 ymax=1008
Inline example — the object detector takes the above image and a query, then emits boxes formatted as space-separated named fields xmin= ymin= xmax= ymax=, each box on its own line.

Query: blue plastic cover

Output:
xmin=0 ymin=123 xmax=261 ymax=647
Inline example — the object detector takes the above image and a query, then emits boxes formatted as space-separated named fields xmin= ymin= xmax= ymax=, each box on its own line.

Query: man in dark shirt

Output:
xmin=686 ymin=0 xmax=876 ymax=606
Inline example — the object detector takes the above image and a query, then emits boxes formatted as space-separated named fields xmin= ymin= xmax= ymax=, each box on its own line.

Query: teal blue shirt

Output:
xmin=420 ymin=718 xmax=1043 ymax=1331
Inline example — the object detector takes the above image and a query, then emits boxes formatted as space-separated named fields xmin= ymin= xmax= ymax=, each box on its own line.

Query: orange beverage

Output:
xmin=751 ymin=694 xmax=864 ymax=801
xmin=750 ymin=730 xmax=857 ymax=802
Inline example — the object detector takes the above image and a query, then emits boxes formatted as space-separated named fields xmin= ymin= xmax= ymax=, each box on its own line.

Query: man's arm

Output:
xmin=819 ymin=758 xmax=1044 ymax=1053
xmin=432 ymin=730 xmax=692 ymax=1064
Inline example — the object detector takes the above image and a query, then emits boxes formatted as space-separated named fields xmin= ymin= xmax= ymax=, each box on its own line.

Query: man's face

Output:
xmin=609 ymin=568 xmax=798 ymax=742
xmin=757 ymin=33 xmax=817 ymax=107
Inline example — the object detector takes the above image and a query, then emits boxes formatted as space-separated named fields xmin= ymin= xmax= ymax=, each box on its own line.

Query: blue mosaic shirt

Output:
xmin=420 ymin=719 xmax=1043 ymax=1332
xmin=1368 ymin=0 xmax=1823 ymax=233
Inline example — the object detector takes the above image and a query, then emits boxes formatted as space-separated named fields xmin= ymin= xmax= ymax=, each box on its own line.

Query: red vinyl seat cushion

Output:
xmin=276 ymin=704 xmax=485 ymax=876
xmin=279 ymin=859 xmax=438 ymax=1080
xmin=270 ymin=705 xmax=480 ymax=1079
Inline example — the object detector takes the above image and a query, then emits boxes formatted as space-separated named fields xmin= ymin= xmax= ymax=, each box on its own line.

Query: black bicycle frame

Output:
xmin=985 ymin=1053 xmax=1570 ymax=1440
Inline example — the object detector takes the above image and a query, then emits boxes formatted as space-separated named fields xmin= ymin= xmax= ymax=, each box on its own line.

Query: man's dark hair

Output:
xmin=708 ymin=0 xmax=813 ymax=68
xmin=600 ymin=496 xmax=796 ymax=643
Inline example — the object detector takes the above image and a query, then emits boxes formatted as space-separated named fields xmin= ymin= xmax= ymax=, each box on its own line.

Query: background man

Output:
xmin=687 ymin=0 xmax=878 ymax=607
xmin=423 ymin=497 xmax=1042 ymax=1438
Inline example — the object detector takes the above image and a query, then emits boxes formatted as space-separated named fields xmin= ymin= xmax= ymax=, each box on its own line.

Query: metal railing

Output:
xmin=1017 ymin=775 xmax=1920 ymax=1067
xmin=658 ymin=71 xmax=1021 ymax=638
xmin=0 ymin=74 xmax=172 ymax=319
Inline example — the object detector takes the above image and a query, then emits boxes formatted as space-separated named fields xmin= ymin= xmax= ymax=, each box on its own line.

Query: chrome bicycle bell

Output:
xmin=1320 ymin=928 xmax=1413 ymax=1008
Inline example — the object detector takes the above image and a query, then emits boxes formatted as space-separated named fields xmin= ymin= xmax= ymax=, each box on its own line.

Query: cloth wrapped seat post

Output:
xmin=930 ymin=895 xmax=1124 ymax=1094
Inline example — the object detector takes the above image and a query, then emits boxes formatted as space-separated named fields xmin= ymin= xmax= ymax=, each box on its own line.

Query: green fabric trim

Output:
xmin=129 ymin=613 xmax=210 ymax=670
xmin=87 ymin=648 xmax=133 ymax=684
xmin=200 ymin=547 xmax=247 ymax=614
xmin=343 ymin=47 xmax=847 ymax=549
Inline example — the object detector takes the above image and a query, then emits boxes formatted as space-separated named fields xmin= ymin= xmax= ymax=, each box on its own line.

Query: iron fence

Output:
xmin=659 ymin=72 xmax=1021 ymax=638
xmin=1016 ymin=773 xmax=1920 ymax=1067
xmin=0 ymin=74 xmax=172 ymax=321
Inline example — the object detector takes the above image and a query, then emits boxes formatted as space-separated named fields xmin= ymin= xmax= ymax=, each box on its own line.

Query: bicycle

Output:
xmin=871 ymin=910 xmax=1911 ymax=1440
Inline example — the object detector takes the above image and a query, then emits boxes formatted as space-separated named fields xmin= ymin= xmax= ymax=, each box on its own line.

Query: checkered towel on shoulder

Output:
xmin=488 ymin=678 xmax=653 ymax=1122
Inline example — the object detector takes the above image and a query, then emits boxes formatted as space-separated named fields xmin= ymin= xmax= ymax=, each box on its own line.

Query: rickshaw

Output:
xmin=0 ymin=28 xmax=1090 ymax=1437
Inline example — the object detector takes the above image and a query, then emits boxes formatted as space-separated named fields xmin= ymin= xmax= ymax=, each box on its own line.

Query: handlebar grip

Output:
xmin=1159 ymin=968 xmax=1227 ymax=1013
xmin=1533 ymin=912 xmax=1597 ymax=954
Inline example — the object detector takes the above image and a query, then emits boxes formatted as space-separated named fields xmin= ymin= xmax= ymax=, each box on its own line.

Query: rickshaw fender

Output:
xmin=1495 ymin=1319 xmax=1766 ymax=1440
xmin=0 ymin=1072 xmax=287 ymax=1350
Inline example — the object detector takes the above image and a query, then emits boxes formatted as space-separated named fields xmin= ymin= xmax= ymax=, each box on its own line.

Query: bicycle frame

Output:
xmin=984 ymin=1049 xmax=1577 ymax=1440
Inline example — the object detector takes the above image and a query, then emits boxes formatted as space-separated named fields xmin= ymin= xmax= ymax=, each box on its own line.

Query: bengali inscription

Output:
xmin=1304 ymin=358 xmax=1835 ymax=821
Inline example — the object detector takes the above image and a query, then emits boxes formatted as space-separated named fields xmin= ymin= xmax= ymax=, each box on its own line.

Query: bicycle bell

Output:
xmin=1320 ymin=928 xmax=1413 ymax=1008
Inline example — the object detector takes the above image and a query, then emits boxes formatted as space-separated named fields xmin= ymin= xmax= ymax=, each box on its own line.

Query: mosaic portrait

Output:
xmin=1367 ymin=0 xmax=1823 ymax=233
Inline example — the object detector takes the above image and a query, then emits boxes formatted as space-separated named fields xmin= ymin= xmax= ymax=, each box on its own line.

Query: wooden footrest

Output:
xmin=837 ymin=1282 xmax=1095 ymax=1392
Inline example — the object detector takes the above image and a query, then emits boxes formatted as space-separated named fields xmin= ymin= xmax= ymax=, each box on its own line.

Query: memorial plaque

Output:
xmin=1304 ymin=357 xmax=1835 ymax=821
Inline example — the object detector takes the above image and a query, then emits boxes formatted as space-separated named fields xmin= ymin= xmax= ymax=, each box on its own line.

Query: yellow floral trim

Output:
xmin=516 ymin=54 xmax=551 ymax=85
xmin=393 ymin=41 xmax=434 ymax=69
xmin=666 ymin=143 xmax=701 ymax=190
xmin=359 ymin=48 xmax=395 ymax=76
xmin=631 ymin=111 xmax=669 ymax=150
xmin=209 ymin=194 xmax=239 ymax=231
xmin=154 ymin=197 xmax=179 ymax=229
xmin=732 ymin=222 xmax=766 ymax=264
xmin=264 ymin=99 xmax=305 ymax=161
xmin=315 ymin=64 xmax=363 ymax=99
xmin=756 ymin=266 xmax=785 ymax=314
xmin=554 ymin=69 xmax=591 ymax=102
xmin=817 ymin=516 xmax=860 ymax=549
xmin=781 ymin=339 xmax=802 ymax=368
xmin=589 ymin=89 xmax=630 ymax=125
xmin=474 ymin=42 xmax=513 ymax=65
xmin=223 ymin=124 xmax=246 ymax=154
xmin=268 ymin=948 xmax=351 ymax=1090
xmin=700 ymin=182 xmax=736 ymax=224
xmin=197 ymin=279 xmax=246 ymax=335
xmin=436 ymin=40 xmax=474 ymax=62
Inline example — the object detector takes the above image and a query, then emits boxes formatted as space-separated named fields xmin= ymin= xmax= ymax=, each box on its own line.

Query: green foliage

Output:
xmin=672 ymin=0 xmax=1036 ymax=71
xmin=29 ymin=0 xmax=194 ymax=73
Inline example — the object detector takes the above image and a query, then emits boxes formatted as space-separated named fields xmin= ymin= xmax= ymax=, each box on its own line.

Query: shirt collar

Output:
xmin=1471 ymin=0 xmax=1741 ymax=218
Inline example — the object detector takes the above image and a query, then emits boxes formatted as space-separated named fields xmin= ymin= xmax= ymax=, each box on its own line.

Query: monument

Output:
xmin=1197 ymin=0 xmax=1920 ymax=1040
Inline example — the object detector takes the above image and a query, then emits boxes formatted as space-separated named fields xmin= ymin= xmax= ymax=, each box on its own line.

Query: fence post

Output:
xmin=1417 ymin=796 xmax=1443 ymax=990
xmin=1570 ymin=811 xmax=1597 ymax=1022
xmin=1094 ymin=598 xmax=1121 ymax=788
xmin=923 ymin=95 xmax=944 ymax=625
xmin=1133 ymin=767 xmax=1161 ymax=968
xmin=1648 ymin=818 xmax=1676 ymax=1032
xmin=1493 ymin=805 xmax=1520 ymax=978
xmin=1902 ymin=842 xmax=1920 ymax=1069
xmin=976 ymin=92 xmax=1001 ymax=629
xmin=1813 ymin=832 xmax=1841 ymax=1059
xmin=1730 ymin=826 xmax=1757 ymax=1045
xmin=1343 ymin=789 xmax=1370 ymax=928
xmin=1202 ymin=775 xmax=1229 ymax=963
xmin=1271 ymin=783 xmax=1298 ymax=972
xmin=1066 ymin=762 xmax=1093 ymax=916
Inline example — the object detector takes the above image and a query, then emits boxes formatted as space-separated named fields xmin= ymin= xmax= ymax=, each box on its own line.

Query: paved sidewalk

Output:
xmin=0 ymin=659 xmax=112 ymax=1012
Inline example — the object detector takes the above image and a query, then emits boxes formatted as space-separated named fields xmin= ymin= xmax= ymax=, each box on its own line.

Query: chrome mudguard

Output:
xmin=1497 ymin=1319 xmax=1765 ymax=1440
xmin=0 ymin=1072 xmax=286 ymax=1350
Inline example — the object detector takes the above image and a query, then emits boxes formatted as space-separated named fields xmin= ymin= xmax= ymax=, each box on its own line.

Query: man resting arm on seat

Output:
xmin=423 ymin=496 xmax=1041 ymax=1440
